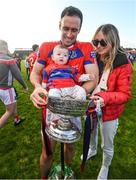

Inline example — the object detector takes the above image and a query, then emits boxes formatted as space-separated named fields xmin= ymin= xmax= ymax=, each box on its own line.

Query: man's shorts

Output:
xmin=0 ymin=87 xmax=17 ymax=105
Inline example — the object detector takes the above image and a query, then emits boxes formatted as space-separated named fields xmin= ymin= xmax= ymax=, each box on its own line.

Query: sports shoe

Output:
xmin=80 ymin=148 xmax=97 ymax=160
xmin=97 ymin=165 xmax=109 ymax=180
xmin=14 ymin=118 xmax=24 ymax=126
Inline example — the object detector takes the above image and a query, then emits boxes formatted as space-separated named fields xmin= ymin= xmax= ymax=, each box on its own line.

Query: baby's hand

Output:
xmin=78 ymin=73 xmax=95 ymax=82
xmin=89 ymin=73 xmax=95 ymax=81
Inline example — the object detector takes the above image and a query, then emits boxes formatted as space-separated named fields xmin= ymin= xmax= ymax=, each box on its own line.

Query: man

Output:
xmin=13 ymin=53 xmax=22 ymax=71
xmin=0 ymin=40 xmax=28 ymax=128
xmin=27 ymin=44 xmax=39 ymax=74
xmin=30 ymin=6 xmax=99 ymax=178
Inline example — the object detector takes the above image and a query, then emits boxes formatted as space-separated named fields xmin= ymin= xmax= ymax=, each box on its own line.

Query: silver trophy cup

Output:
xmin=46 ymin=96 xmax=90 ymax=143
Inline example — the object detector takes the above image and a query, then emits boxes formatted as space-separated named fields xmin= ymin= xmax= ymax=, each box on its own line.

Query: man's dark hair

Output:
xmin=32 ymin=44 xmax=39 ymax=51
xmin=61 ymin=6 xmax=83 ymax=29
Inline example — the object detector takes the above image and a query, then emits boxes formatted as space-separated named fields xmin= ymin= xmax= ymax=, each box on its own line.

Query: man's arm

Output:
xmin=30 ymin=62 xmax=44 ymax=88
xmin=82 ymin=63 xmax=99 ymax=94
xmin=30 ymin=62 xmax=48 ymax=108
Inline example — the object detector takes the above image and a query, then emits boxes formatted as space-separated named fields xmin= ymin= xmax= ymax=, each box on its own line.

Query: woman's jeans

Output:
xmin=89 ymin=117 xmax=119 ymax=167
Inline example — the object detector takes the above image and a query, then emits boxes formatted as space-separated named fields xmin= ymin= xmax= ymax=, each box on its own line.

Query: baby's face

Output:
xmin=52 ymin=47 xmax=69 ymax=65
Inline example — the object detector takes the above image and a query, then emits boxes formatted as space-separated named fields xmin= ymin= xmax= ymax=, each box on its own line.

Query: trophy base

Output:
xmin=48 ymin=164 xmax=74 ymax=180
xmin=45 ymin=120 xmax=81 ymax=143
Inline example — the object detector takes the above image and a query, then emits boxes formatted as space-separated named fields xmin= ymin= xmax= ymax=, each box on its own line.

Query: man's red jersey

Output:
xmin=37 ymin=41 xmax=96 ymax=75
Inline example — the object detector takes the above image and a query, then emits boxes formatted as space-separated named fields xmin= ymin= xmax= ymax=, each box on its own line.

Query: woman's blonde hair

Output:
xmin=93 ymin=24 xmax=126 ymax=70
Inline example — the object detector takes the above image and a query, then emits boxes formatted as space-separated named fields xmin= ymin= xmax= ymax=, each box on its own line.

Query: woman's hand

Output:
xmin=90 ymin=95 xmax=105 ymax=107
xmin=30 ymin=87 xmax=48 ymax=109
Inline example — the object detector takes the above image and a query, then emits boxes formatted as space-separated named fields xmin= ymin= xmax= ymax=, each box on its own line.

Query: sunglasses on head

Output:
xmin=92 ymin=39 xmax=107 ymax=47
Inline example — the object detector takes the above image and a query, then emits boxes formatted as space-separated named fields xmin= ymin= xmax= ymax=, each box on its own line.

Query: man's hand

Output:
xmin=30 ymin=87 xmax=48 ymax=109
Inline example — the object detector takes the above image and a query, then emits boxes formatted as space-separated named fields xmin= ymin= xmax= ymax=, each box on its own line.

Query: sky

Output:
xmin=0 ymin=0 xmax=136 ymax=53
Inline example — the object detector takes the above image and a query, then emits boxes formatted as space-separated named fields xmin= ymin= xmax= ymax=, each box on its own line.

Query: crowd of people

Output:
xmin=0 ymin=5 xmax=133 ymax=180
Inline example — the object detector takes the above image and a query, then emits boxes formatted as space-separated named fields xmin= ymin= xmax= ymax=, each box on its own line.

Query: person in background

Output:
xmin=127 ymin=52 xmax=134 ymax=65
xmin=30 ymin=6 xmax=99 ymax=179
xmin=13 ymin=53 xmax=22 ymax=71
xmin=81 ymin=24 xmax=133 ymax=180
xmin=25 ymin=55 xmax=30 ymax=80
xmin=27 ymin=44 xmax=39 ymax=74
xmin=0 ymin=40 xmax=28 ymax=128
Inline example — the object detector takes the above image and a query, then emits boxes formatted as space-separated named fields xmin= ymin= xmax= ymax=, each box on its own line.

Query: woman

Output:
xmin=90 ymin=24 xmax=132 ymax=179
